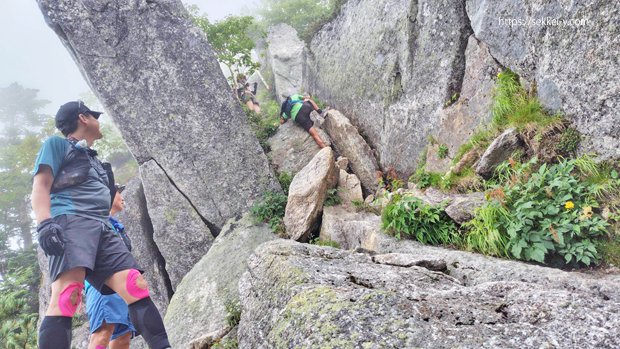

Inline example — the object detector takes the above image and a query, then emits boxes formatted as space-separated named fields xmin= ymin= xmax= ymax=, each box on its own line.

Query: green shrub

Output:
xmin=382 ymin=194 xmax=459 ymax=245
xmin=492 ymin=69 xmax=560 ymax=130
xmin=557 ymin=127 xmax=581 ymax=154
xmin=438 ymin=144 xmax=449 ymax=159
xmin=596 ymin=236 xmax=620 ymax=267
xmin=224 ymin=300 xmax=241 ymax=327
xmin=244 ymin=106 xmax=280 ymax=151
xmin=309 ymin=238 xmax=340 ymax=248
xmin=410 ymin=168 xmax=443 ymax=189
xmin=324 ymin=188 xmax=341 ymax=207
xmin=277 ymin=172 xmax=293 ymax=195
xmin=494 ymin=157 xmax=609 ymax=265
xmin=250 ymin=191 xmax=288 ymax=231
xmin=462 ymin=201 xmax=511 ymax=257
xmin=212 ymin=339 xmax=239 ymax=349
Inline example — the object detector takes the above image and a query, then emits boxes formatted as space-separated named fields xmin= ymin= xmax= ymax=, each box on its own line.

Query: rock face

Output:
xmin=267 ymin=23 xmax=305 ymax=102
xmin=117 ymin=178 xmax=171 ymax=316
xmin=165 ymin=213 xmax=276 ymax=348
xmin=284 ymin=147 xmax=337 ymax=241
xmin=306 ymin=0 xmax=472 ymax=178
xmin=426 ymin=36 xmax=501 ymax=173
xmin=323 ymin=110 xmax=380 ymax=193
xmin=36 ymin=0 xmax=280 ymax=231
xmin=267 ymin=120 xmax=331 ymax=175
xmin=320 ymin=206 xmax=382 ymax=250
xmin=336 ymin=170 xmax=363 ymax=205
xmin=467 ymin=0 xmax=620 ymax=160
xmin=417 ymin=187 xmax=486 ymax=224
xmin=475 ymin=128 xmax=522 ymax=178
xmin=140 ymin=160 xmax=214 ymax=291
xmin=238 ymin=239 xmax=620 ymax=348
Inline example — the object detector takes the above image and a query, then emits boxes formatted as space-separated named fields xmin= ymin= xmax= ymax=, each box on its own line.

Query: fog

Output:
xmin=0 ymin=0 xmax=257 ymax=114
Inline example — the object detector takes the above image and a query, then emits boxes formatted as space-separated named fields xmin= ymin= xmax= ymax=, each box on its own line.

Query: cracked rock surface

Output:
xmin=238 ymin=239 xmax=619 ymax=348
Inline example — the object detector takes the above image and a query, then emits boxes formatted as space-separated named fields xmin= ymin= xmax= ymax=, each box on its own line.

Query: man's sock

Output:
xmin=38 ymin=316 xmax=72 ymax=349
xmin=128 ymin=297 xmax=170 ymax=349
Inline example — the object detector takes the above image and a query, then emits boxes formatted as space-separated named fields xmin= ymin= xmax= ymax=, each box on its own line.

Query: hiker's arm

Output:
xmin=32 ymin=166 xmax=54 ymax=224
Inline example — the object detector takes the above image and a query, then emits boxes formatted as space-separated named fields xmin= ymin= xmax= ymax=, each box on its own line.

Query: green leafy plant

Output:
xmin=556 ymin=127 xmax=581 ymax=154
xmin=309 ymin=238 xmax=340 ymax=248
xmin=212 ymin=339 xmax=239 ymax=349
xmin=382 ymin=194 xmax=459 ymax=245
xmin=462 ymin=201 xmax=511 ymax=257
xmin=492 ymin=157 xmax=609 ymax=265
xmin=277 ymin=172 xmax=293 ymax=195
xmin=410 ymin=168 xmax=443 ymax=189
xmin=324 ymin=188 xmax=341 ymax=207
xmin=224 ymin=300 xmax=241 ymax=328
xmin=250 ymin=191 xmax=288 ymax=232
xmin=189 ymin=10 xmax=260 ymax=85
xmin=438 ymin=144 xmax=449 ymax=159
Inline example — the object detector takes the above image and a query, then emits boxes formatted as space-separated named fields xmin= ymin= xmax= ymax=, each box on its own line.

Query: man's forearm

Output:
xmin=31 ymin=185 xmax=52 ymax=224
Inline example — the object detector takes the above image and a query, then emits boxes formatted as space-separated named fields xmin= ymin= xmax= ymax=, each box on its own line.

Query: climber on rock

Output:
xmin=31 ymin=100 xmax=171 ymax=349
xmin=280 ymin=93 xmax=327 ymax=148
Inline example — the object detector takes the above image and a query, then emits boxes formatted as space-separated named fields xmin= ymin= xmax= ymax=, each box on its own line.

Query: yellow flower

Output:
xmin=564 ymin=201 xmax=575 ymax=210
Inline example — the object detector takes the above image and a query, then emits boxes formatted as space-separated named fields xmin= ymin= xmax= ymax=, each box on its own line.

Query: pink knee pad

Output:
xmin=58 ymin=282 xmax=83 ymax=317
xmin=126 ymin=269 xmax=150 ymax=299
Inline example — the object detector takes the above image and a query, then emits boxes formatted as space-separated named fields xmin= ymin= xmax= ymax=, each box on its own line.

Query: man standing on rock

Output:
xmin=280 ymin=93 xmax=327 ymax=148
xmin=31 ymin=101 xmax=171 ymax=349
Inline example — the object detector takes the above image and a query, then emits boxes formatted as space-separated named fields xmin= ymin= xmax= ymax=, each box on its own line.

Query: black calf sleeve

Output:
xmin=128 ymin=297 xmax=170 ymax=349
xmin=38 ymin=316 xmax=72 ymax=349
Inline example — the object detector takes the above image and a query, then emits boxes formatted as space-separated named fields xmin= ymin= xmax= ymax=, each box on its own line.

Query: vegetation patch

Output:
xmin=310 ymin=238 xmax=341 ymax=248
xmin=225 ymin=299 xmax=242 ymax=328
xmin=251 ymin=191 xmax=288 ymax=233
xmin=382 ymin=194 xmax=459 ymax=245
xmin=464 ymin=157 xmax=615 ymax=266
xmin=324 ymin=188 xmax=342 ymax=207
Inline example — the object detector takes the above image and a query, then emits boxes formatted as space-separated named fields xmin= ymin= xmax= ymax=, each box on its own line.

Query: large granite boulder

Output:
xmin=267 ymin=23 xmax=305 ymax=102
xmin=140 ymin=160 xmax=214 ymax=291
xmin=467 ymin=0 xmax=620 ymax=160
xmin=165 ymin=213 xmax=277 ymax=348
xmin=475 ymin=128 xmax=522 ymax=179
xmin=284 ymin=147 xmax=338 ymax=241
xmin=306 ymin=0 xmax=472 ymax=178
xmin=320 ymin=205 xmax=382 ymax=250
xmin=323 ymin=110 xmax=380 ymax=193
xmin=36 ymin=0 xmax=281 ymax=231
xmin=238 ymin=239 xmax=620 ymax=348
xmin=117 ymin=178 xmax=171 ymax=316
xmin=336 ymin=170 xmax=363 ymax=205
xmin=266 ymin=119 xmax=331 ymax=175
xmin=426 ymin=35 xmax=501 ymax=173
xmin=415 ymin=187 xmax=487 ymax=224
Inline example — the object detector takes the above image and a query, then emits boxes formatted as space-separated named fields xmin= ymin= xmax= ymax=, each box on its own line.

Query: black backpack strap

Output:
xmin=101 ymin=162 xmax=116 ymax=207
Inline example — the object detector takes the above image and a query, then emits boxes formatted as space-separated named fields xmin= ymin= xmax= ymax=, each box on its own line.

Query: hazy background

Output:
xmin=0 ymin=0 xmax=257 ymax=114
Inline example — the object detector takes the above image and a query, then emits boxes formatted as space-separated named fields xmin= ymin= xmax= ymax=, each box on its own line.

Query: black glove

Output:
xmin=37 ymin=218 xmax=65 ymax=256
xmin=317 ymin=108 xmax=323 ymax=115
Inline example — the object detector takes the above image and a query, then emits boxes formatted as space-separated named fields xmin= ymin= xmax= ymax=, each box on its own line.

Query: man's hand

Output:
xmin=37 ymin=218 xmax=65 ymax=256
xmin=280 ymin=117 xmax=286 ymax=124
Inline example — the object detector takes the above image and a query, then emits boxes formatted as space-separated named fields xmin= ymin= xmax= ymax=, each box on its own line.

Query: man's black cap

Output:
xmin=55 ymin=100 xmax=103 ymax=131
xmin=115 ymin=184 xmax=126 ymax=193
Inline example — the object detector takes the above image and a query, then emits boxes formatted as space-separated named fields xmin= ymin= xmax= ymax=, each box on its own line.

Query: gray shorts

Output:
xmin=48 ymin=214 xmax=142 ymax=295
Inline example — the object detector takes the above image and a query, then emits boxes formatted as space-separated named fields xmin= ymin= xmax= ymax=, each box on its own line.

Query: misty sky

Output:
xmin=0 ymin=0 xmax=257 ymax=114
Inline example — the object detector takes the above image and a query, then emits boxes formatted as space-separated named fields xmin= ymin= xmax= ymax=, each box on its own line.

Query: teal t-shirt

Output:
xmin=31 ymin=136 xmax=111 ymax=223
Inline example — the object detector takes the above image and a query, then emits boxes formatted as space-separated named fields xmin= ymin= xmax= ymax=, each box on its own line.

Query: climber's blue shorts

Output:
xmin=85 ymin=282 xmax=137 ymax=340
